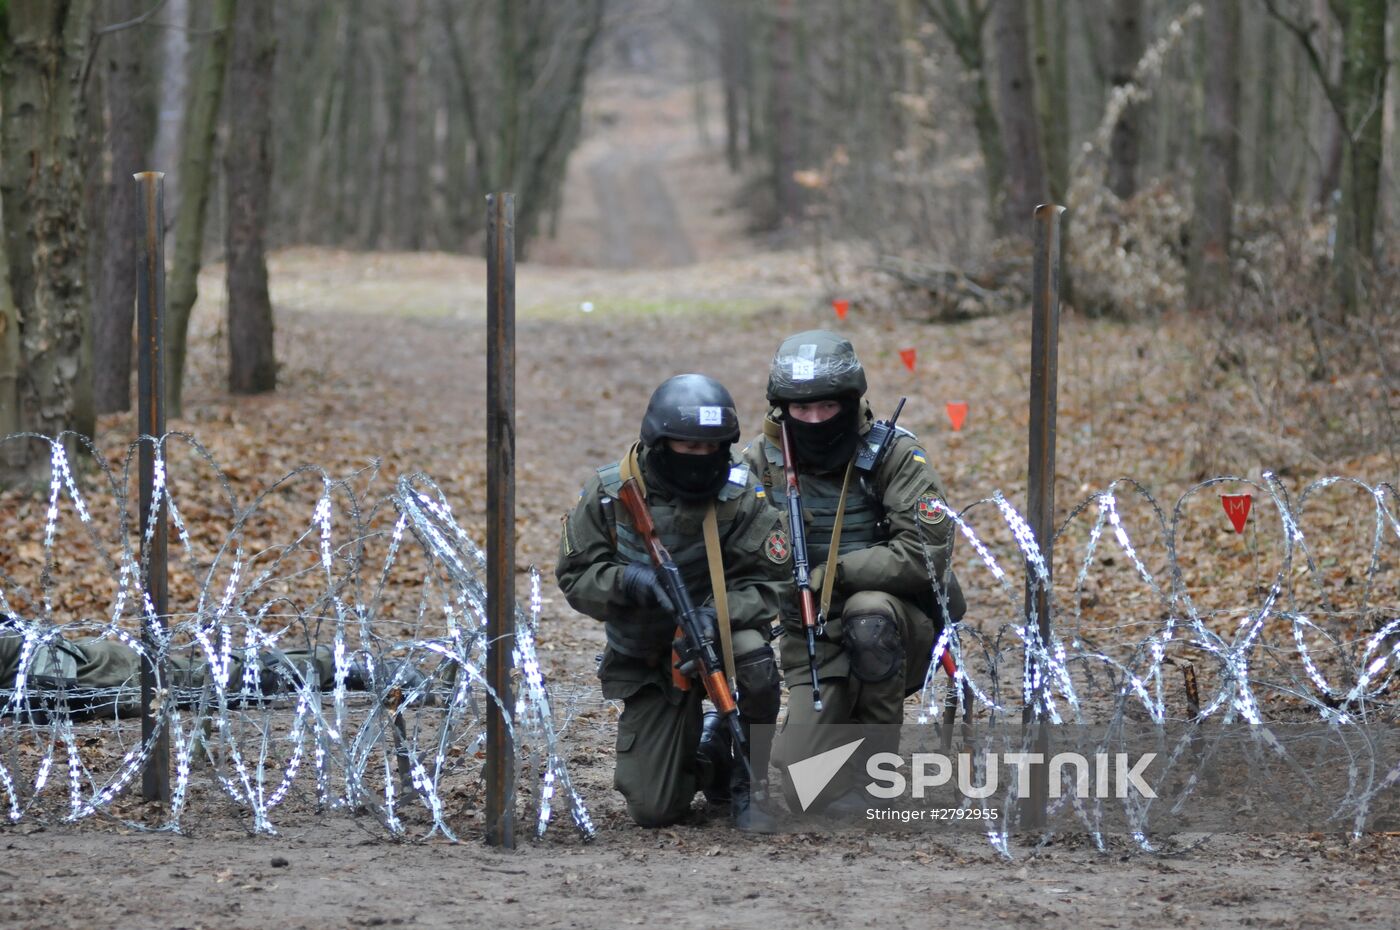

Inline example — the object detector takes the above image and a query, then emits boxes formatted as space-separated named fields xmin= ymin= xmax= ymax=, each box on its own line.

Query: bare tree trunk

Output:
xmin=153 ymin=0 xmax=190 ymax=196
xmin=1188 ymin=0 xmax=1240 ymax=312
xmin=93 ymin=0 xmax=155 ymax=414
xmin=0 ymin=0 xmax=95 ymax=484
xmin=396 ymin=0 xmax=424 ymax=250
xmin=992 ymin=0 xmax=1049 ymax=233
xmin=716 ymin=0 xmax=745 ymax=172
xmin=0 ymin=203 xmax=19 ymax=451
xmin=167 ymin=0 xmax=233 ymax=418
xmin=1105 ymin=0 xmax=1145 ymax=199
xmin=921 ymin=1 xmax=1005 ymax=226
xmin=224 ymin=0 xmax=277 ymax=395
xmin=1250 ymin=5 xmax=1280 ymax=202
xmin=1312 ymin=0 xmax=1344 ymax=207
xmin=1031 ymin=0 xmax=1070 ymax=202
xmin=1335 ymin=0 xmax=1387 ymax=270
xmin=769 ymin=0 xmax=802 ymax=223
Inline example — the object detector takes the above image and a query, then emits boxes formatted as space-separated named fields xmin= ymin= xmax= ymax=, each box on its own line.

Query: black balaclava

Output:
xmin=646 ymin=444 xmax=732 ymax=501
xmin=786 ymin=397 xmax=860 ymax=473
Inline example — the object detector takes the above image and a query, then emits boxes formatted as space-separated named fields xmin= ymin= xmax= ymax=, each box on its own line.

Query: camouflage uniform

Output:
xmin=556 ymin=377 xmax=789 ymax=830
xmin=744 ymin=330 xmax=965 ymax=811
xmin=0 ymin=627 xmax=342 ymax=718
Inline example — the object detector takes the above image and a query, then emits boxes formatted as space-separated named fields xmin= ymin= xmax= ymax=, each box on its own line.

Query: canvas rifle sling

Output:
xmin=702 ymin=502 xmax=736 ymax=685
xmin=819 ymin=461 xmax=856 ymax=619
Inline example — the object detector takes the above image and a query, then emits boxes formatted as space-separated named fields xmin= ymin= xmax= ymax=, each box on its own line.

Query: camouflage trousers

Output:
xmin=599 ymin=628 xmax=780 ymax=827
xmin=771 ymin=590 xmax=937 ymax=811
xmin=0 ymin=633 xmax=338 ymax=718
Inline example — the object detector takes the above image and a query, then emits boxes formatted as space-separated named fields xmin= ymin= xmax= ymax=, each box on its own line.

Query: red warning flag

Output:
xmin=832 ymin=299 xmax=849 ymax=320
xmin=1221 ymin=493 xmax=1252 ymax=534
xmin=898 ymin=347 xmax=916 ymax=371
xmin=945 ymin=402 xmax=968 ymax=432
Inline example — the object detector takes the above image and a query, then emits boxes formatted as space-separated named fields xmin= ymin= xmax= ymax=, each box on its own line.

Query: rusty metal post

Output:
xmin=1022 ymin=203 xmax=1064 ymax=829
xmin=135 ymin=171 xmax=170 ymax=804
xmin=485 ymin=192 xmax=516 ymax=848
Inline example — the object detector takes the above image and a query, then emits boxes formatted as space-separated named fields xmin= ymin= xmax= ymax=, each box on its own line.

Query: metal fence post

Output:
xmin=1022 ymin=203 xmax=1064 ymax=829
xmin=485 ymin=192 xmax=517 ymax=848
xmin=135 ymin=171 xmax=170 ymax=804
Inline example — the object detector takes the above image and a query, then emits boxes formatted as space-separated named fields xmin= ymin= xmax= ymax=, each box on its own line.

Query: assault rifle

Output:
xmin=615 ymin=477 xmax=753 ymax=779
xmin=778 ymin=419 xmax=826 ymax=712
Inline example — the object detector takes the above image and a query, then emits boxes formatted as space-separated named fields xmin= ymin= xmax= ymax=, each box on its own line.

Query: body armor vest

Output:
xmin=597 ymin=458 xmax=748 ymax=657
xmin=758 ymin=440 xmax=888 ymax=565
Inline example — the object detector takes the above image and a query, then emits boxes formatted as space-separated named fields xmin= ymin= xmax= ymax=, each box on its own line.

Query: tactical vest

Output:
xmin=597 ymin=457 xmax=750 ymax=657
xmin=756 ymin=438 xmax=888 ymax=565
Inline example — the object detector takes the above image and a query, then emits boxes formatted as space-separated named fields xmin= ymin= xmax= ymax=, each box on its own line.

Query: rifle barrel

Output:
xmin=779 ymin=418 xmax=826 ymax=712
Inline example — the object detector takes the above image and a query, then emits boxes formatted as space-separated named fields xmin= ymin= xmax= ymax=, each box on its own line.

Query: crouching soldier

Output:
xmin=556 ymin=374 xmax=787 ymax=832
xmin=744 ymin=331 xmax=967 ymax=814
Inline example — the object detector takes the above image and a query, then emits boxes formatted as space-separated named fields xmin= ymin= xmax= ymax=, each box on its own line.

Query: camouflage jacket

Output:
xmin=555 ymin=445 xmax=791 ymax=660
xmin=742 ymin=404 xmax=957 ymax=618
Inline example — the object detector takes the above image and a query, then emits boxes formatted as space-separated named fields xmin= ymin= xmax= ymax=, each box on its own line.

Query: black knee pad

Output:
xmin=844 ymin=612 xmax=903 ymax=683
xmin=733 ymin=646 xmax=781 ymax=724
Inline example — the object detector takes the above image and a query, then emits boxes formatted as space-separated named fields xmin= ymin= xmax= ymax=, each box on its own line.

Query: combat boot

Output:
xmin=731 ymin=719 xmax=779 ymax=833
xmin=730 ymin=763 xmax=780 ymax=833
xmin=696 ymin=709 xmax=733 ymax=805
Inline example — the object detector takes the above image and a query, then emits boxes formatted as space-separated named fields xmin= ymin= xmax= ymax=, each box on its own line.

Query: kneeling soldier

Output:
xmin=556 ymin=374 xmax=787 ymax=832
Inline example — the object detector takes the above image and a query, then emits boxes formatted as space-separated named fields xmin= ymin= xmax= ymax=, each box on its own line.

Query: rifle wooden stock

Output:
xmin=614 ymin=478 xmax=748 ymax=766
xmin=778 ymin=419 xmax=826 ymax=712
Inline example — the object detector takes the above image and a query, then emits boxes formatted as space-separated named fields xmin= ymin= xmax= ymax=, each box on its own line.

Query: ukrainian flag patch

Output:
xmin=755 ymin=486 xmax=767 ymax=499
xmin=911 ymin=448 xmax=928 ymax=464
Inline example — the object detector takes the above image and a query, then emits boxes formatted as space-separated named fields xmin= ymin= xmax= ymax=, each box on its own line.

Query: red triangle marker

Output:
xmin=945 ymin=401 xmax=968 ymax=432
xmin=832 ymin=298 xmax=849 ymax=320
xmin=898 ymin=347 xmax=916 ymax=371
xmin=1221 ymin=493 xmax=1252 ymax=534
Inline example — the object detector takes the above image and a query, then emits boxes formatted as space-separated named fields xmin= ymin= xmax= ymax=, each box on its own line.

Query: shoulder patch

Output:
xmin=910 ymin=448 xmax=927 ymax=465
xmin=727 ymin=463 xmax=749 ymax=486
xmin=916 ymin=494 xmax=948 ymax=525
xmin=764 ymin=528 xmax=790 ymax=563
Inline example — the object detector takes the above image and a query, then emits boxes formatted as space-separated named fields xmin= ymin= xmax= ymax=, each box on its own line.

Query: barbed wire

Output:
xmin=0 ymin=432 xmax=594 ymax=841
xmin=2 ymin=431 xmax=1398 ymax=853
xmin=915 ymin=472 xmax=1400 ymax=855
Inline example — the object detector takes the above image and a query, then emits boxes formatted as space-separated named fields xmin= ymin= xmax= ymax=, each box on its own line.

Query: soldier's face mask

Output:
xmin=785 ymin=398 xmax=859 ymax=473
xmin=648 ymin=443 xmax=732 ymax=501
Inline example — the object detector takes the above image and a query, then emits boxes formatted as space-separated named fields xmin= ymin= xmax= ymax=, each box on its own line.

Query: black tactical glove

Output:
xmin=676 ymin=606 xmax=720 ymax=677
xmin=620 ymin=562 xmax=675 ymax=613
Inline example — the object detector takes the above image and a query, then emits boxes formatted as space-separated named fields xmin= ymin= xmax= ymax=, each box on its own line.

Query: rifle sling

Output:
xmin=619 ymin=440 xmax=735 ymax=685
xmin=618 ymin=441 xmax=647 ymax=496
xmin=819 ymin=461 xmax=855 ymax=620
xmin=702 ymin=503 xmax=736 ymax=685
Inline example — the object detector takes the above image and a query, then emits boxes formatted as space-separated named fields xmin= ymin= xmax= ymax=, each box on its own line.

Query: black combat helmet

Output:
xmin=640 ymin=374 xmax=741 ymax=445
xmin=766 ymin=330 xmax=867 ymax=405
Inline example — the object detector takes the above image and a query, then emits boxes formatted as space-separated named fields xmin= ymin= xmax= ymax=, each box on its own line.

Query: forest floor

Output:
xmin=4 ymin=69 xmax=1400 ymax=930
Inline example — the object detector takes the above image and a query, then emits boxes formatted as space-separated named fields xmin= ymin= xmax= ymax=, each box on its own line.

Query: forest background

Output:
xmin=0 ymin=0 xmax=1394 ymax=491
xmin=0 ymin=2 xmax=1398 ymax=927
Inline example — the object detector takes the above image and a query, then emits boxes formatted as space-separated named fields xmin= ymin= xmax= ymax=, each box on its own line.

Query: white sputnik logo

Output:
xmin=787 ymin=738 xmax=864 ymax=812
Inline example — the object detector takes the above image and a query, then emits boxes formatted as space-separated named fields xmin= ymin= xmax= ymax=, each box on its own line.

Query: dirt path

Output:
xmin=4 ymin=820 xmax=1396 ymax=930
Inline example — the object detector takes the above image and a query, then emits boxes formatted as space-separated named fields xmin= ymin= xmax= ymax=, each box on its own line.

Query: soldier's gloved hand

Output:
xmin=620 ymin=562 xmax=674 ymax=613
xmin=676 ymin=606 xmax=720 ymax=677
xmin=809 ymin=562 xmax=840 ymax=594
